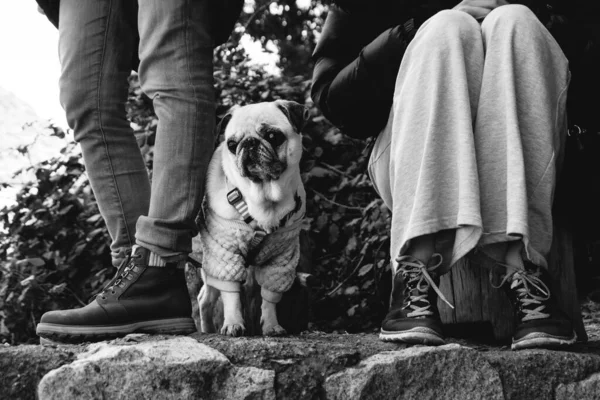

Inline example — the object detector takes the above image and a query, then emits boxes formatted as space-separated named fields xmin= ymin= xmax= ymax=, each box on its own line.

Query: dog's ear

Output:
xmin=275 ymin=100 xmax=310 ymax=133
xmin=215 ymin=106 xmax=237 ymax=145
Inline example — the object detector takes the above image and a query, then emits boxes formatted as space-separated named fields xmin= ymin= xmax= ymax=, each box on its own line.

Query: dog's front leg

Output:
xmin=260 ymin=288 xmax=287 ymax=336
xmin=202 ymin=274 xmax=246 ymax=336
xmin=198 ymin=279 xmax=220 ymax=333
xmin=220 ymin=290 xmax=246 ymax=336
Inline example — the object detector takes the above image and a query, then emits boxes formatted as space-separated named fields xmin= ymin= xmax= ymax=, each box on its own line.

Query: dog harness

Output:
xmin=226 ymin=188 xmax=268 ymax=253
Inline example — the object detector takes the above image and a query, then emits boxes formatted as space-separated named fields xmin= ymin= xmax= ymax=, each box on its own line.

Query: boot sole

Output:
xmin=380 ymin=327 xmax=445 ymax=345
xmin=36 ymin=317 xmax=196 ymax=344
xmin=511 ymin=331 xmax=577 ymax=350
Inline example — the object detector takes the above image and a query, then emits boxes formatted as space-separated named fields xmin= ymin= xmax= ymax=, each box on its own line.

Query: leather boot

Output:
xmin=36 ymin=246 xmax=195 ymax=343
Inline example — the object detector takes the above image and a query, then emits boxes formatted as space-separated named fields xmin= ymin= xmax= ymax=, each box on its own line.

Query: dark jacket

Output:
xmin=311 ymin=0 xmax=600 ymax=139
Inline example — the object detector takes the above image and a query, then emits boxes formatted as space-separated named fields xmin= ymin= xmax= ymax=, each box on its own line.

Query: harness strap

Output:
xmin=227 ymin=188 xmax=267 ymax=251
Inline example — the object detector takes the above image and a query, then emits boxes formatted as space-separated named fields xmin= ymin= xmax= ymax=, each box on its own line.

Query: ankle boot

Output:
xmin=36 ymin=246 xmax=196 ymax=343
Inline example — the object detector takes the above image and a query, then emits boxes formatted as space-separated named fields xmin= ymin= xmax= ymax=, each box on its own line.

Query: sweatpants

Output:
xmin=367 ymin=5 xmax=570 ymax=273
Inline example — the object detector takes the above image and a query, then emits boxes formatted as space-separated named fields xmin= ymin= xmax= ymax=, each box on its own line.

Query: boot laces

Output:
xmin=396 ymin=254 xmax=454 ymax=318
xmin=101 ymin=252 xmax=142 ymax=295
xmin=495 ymin=264 xmax=551 ymax=322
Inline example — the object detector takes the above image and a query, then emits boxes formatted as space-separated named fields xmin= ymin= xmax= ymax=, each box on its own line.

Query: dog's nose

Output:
xmin=240 ymin=137 xmax=261 ymax=150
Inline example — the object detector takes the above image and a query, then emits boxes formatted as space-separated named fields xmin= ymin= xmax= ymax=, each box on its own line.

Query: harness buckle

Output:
xmin=227 ymin=188 xmax=243 ymax=205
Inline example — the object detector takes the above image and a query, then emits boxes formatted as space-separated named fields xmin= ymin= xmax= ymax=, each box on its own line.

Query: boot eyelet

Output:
xmin=101 ymin=296 xmax=106 ymax=300
xmin=111 ymin=290 xmax=116 ymax=295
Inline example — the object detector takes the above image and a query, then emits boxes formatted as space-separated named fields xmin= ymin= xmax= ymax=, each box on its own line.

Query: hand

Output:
xmin=452 ymin=0 xmax=509 ymax=20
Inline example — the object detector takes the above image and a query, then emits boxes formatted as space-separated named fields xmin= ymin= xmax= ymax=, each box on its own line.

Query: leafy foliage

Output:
xmin=0 ymin=0 xmax=393 ymax=344
xmin=0 ymin=130 xmax=113 ymax=343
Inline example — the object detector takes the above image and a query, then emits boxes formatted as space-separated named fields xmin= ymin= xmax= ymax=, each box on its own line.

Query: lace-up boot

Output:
xmin=502 ymin=263 xmax=576 ymax=350
xmin=379 ymin=254 xmax=453 ymax=345
xmin=36 ymin=246 xmax=195 ymax=343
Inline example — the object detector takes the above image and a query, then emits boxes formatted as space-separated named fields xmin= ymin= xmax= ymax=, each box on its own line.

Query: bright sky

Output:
xmin=0 ymin=2 xmax=66 ymax=126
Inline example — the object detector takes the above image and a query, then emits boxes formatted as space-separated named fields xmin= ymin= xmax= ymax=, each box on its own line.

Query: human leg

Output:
xmin=477 ymin=4 xmax=574 ymax=349
xmin=370 ymin=10 xmax=485 ymax=344
xmin=476 ymin=4 xmax=569 ymax=265
xmin=57 ymin=0 xmax=150 ymax=267
xmin=135 ymin=0 xmax=216 ymax=260
xmin=36 ymin=0 xmax=208 ymax=342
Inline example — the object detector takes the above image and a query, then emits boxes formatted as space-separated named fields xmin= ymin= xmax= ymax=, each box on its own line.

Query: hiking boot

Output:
xmin=500 ymin=263 xmax=576 ymax=350
xmin=379 ymin=254 xmax=453 ymax=345
xmin=36 ymin=246 xmax=196 ymax=343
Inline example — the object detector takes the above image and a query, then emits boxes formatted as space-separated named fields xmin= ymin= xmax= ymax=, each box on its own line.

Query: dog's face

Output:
xmin=220 ymin=100 xmax=308 ymax=183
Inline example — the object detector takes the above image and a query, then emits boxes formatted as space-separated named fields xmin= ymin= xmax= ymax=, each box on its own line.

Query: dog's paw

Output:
xmin=220 ymin=323 xmax=246 ymax=337
xmin=262 ymin=324 xmax=287 ymax=337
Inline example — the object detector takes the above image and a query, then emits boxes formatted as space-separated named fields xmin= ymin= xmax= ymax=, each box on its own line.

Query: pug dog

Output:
xmin=197 ymin=100 xmax=309 ymax=336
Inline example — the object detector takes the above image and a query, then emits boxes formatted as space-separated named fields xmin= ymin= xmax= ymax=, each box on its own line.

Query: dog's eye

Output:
xmin=227 ymin=140 xmax=237 ymax=154
xmin=265 ymin=130 xmax=286 ymax=148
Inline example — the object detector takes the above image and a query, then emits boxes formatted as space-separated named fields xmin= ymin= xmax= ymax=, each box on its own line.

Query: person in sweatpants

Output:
xmin=311 ymin=0 xmax=579 ymax=350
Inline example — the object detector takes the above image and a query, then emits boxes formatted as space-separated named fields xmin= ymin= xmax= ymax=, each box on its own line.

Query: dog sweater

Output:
xmin=199 ymin=208 xmax=304 ymax=293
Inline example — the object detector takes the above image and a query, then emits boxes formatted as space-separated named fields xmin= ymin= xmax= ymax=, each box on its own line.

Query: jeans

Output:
xmin=59 ymin=0 xmax=216 ymax=265
xmin=367 ymin=5 xmax=570 ymax=273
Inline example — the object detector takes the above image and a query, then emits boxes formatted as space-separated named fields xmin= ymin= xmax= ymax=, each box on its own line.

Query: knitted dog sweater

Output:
xmin=199 ymin=208 xmax=303 ymax=293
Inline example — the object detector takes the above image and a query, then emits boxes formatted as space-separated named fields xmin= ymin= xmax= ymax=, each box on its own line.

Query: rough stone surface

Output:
xmin=37 ymin=336 xmax=275 ymax=400
xmin=555 ymin=371 xmax=600 ymax=400
xmin=484 ymin=347 xmax=600 ymax=400
xmin=324 ymin=344 xmax=504 ymax=400
xmin=218 ymin=367 xmax=276 ymax=400
xmin=3 ymin=329 xmax=600 ymax=400
xmin=195 ymin=332 xmax=396 ymax=399
xmin=0 ymin=344 xmax=80 ymax=400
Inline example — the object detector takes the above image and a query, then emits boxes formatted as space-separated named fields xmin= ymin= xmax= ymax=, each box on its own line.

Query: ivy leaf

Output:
xmin=345 ymin=236 xmax=358 ymax=254
xmin=328 ymin=224 xmax=339 ymax=244
xmin=86 ymin=214 xmax=103 ymax=224
xmin=58 ymin=205 xmax=74 ymax=216
xmin=347 ymin=304 xmax=358 ymax=317
xmin=358 ymin=263 xmax=373 ymax=277
xmin=87 ymin=228 xmax=105 ymax=241
xmin=49 ymin=283 xmax=67 ymax=294
xmin=20 ymin=275 xmax=35 ymax=286
xmin=307 ymin=166 xmax=334 ymax=179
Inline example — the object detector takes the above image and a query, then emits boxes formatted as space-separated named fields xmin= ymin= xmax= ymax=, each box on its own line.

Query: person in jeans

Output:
xmin=34 ymin=0 xmax=243 ymax=343
xmin=311 ymin=0 xmax=592 ymax=349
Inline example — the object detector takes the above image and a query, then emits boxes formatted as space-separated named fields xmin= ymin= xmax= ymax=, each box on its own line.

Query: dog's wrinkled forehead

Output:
xmin=225 ymin=102 xmax=292 ymax=138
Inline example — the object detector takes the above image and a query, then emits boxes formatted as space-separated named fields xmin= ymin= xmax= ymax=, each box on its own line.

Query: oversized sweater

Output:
xmin=199 ymin=208 xmax=304 ymax=293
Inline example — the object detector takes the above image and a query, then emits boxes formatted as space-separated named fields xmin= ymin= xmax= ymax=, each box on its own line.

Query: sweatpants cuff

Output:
xmin=261 ymin=287 xmax=283 ymax=303
xmin=205 ymin=275 xmax=242 ymax=292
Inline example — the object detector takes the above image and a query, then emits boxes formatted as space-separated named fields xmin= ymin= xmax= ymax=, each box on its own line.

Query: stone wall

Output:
xmin=2 ymin=330 xmax=600 ymax=400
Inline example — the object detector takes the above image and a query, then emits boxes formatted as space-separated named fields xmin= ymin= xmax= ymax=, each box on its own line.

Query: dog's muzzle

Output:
xmin=238 ymin=137 xmax=286 ymax=182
